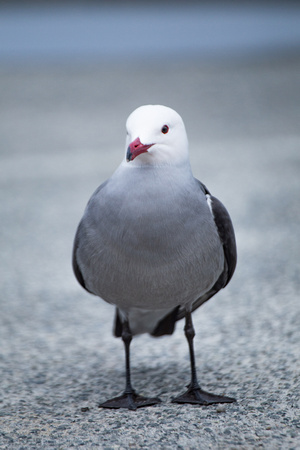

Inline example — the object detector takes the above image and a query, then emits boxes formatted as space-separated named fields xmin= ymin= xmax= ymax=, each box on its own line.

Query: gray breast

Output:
xmin=76 ymin=167 xmax=224 ymax=311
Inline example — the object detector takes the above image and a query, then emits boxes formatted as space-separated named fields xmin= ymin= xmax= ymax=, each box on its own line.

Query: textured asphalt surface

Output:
xmin=1 ymin=55 xmax=300 ymax=448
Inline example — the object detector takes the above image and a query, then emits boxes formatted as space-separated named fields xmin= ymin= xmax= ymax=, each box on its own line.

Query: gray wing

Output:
xmin=152 ymin=180 xmax=237 ymax=332
xmin=72 ymin=181 xmax=108 ymax=295
xmin=72 ymin=221 xmax=94 ymax=294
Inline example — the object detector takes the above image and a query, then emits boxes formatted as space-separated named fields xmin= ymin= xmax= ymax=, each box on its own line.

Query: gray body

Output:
xmin=73 ymin=162 xmax=235 ymax=335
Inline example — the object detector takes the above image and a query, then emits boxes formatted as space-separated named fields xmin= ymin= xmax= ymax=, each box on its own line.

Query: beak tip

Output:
xmin=126 ymin=146 xmax=132 ymax=162
xmin=126 ymin=137 xmax=153 ymax=162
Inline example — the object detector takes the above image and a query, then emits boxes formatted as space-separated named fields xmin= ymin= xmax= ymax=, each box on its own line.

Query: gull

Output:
xmin=72 ymin=105 xmax=237 ymax=410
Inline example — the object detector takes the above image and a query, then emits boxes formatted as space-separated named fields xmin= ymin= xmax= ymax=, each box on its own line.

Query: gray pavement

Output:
xmin=1 ymin=55 xmax=300 ymax=448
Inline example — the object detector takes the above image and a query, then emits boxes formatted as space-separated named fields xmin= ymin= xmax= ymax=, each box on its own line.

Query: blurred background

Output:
xmin=1 ymin=1 xmax=300 ymax=64
xmin=1 ymin=0 xmax=299 ymax=293
xmin=0 ymin=1 xmax=300 ymax=448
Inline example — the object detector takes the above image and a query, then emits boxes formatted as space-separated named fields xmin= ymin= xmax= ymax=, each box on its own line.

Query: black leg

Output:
xmin=99 ymin=319 xmax=161 ymax=410
xmin=172 ymin=311 xmax=236 ymax=405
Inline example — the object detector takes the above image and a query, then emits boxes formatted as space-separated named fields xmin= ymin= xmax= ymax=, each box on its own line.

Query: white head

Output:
xmin=124 ymin=105 xmax=189 ymax=167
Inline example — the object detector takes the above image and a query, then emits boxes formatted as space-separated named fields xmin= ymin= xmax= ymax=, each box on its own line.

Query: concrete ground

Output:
xmin=0 ymin=55 xmax=300 ymax=448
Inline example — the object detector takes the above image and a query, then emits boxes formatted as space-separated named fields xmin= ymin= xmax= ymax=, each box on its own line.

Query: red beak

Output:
xmin=126 ymin=137 xmax=154 ymax=162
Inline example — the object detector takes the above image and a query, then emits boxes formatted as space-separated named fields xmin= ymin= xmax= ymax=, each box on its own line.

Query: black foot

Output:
xmin=99 ymin=392 xmax=162 ymax=410
xmin=172 ymin=386 xmax=236 ymax=405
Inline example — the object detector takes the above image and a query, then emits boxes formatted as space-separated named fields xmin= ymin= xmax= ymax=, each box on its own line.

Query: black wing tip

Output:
xmin=114 ymin=308 xmax=123 ymax=337
xmin=207 ymin=194 xmax=237 ymax=283
xmin=151 ymin=306 xmax=180 ymax=337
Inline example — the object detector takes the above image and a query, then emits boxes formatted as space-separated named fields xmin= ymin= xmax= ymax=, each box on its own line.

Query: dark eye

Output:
xmin=161 ymin=125 xmax=169 ymax=134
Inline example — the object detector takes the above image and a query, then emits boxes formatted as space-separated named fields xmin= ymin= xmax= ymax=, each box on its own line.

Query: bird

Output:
xmin=72 ymin=104 xmax=237 ymax=410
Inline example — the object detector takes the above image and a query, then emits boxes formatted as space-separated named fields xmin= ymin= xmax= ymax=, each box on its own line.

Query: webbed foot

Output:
xmin=172 ymin=386 xmax=236 ymax=405
xmin=99 ymin=391 xmax=161 ymax=410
